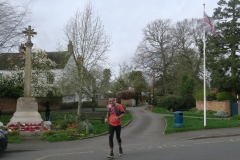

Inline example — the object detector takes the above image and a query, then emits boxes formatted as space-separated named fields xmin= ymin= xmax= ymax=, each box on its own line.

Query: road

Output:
xmin=1 ymin=105 xmax=240 ymax=160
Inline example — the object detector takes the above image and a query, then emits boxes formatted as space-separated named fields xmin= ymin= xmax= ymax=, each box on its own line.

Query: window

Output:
xmin=47 ymin=73 xmax=54 ymax=84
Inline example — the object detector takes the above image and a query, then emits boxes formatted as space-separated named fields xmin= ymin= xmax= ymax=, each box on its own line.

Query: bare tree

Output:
xmin=171 ymin=18 xmax=204 ymax=91
xmin=118 ymin=61 xmax=133 ymax=81
xmin=0 ymin=0 xmax=29 ymax=53
xmin=64 ymin=2 xmax=111 ymax=115
xmin=133 ymin=18 xmax=204 ymax=96
xmin=133 ymin=19 xmax=177 ymax=95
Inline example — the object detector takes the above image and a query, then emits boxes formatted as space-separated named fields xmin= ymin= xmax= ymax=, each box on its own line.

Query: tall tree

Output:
xmin=118 ymin=61 xmax=133 ymax=81
xmin=171 ymin=18 xmax=204 ymax=93
xmin=133 ymin=19 xmax=177 ymax=95
xmin=0 ymin=1 xmax=29 ymax=53
xmin=64 ymin=2 xmax=111 ymax=115
xmin=111 ymin=78 xmax=128 ymax=93
xmin=207 ymin=0 xmax=240 ymax=99
xmin=98 ymin=69 xmax=111 ymax=97
xmin=128 ymin=70 xmax=148 ymax=94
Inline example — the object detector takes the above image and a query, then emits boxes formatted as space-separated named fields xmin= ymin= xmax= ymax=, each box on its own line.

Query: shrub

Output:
xmin=7 ymin=130 xmax=19 ymax=136
xmin=116 ymin=90 xmax=136 ymax=100
xmin=158 ymin=96 xmax=184 ymax=110
xmin=0 ymin=126 xmax=8 ymax=131
xmin=231 ymin=115 xmax=240 ymax=120
xmin=216 ymin=92 xmax=236 ymax=101
xmin=82 ymin=101 xmax=93 ymax=108
xmin=180 ymin=75 xmax=195 ymax=98
xmin=182 ymin=97 xmax=196 ymax=109
xmin=195 ymin=90 xmax=204 ymax=100
xmin=62 ymin=102 xmax=78 ymax=109
xmin=189 ymin=108 xmax=199 ymax=113
xmin=207 ymin=93 xmax=217 ymax=101
xmin=59 ymin=116 xmax=78 ymax=130
xmin=195 ymin=89 xmax=214 ymax=100
xmin=158 ymin=96 xmax=196 ymax=111
xmin=213 ymin=110 xmax=228 ymax=117
xmin=206 ymin=110 xmax=216 ymax=114
xmin=79 ymin=121 xmax=94 ymax=134
xmin=42 ymin=130 xmax=57 ymax=136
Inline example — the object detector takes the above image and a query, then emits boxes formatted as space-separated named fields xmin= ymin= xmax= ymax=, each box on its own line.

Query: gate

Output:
xmin=231 ymin=102 xmax=238 ymax=117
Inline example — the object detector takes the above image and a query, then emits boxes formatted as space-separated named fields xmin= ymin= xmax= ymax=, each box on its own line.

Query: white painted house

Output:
xmin=0 ymin=42 xmax=92 ymax=103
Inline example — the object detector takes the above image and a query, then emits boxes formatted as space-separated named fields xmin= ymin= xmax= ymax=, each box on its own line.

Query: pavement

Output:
xmin=7 ymin=105 xmax=240 ymax=151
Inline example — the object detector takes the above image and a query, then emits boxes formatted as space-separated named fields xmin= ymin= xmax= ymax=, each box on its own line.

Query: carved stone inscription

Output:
xmin=17 ymin=97 xmax=38 ymax=112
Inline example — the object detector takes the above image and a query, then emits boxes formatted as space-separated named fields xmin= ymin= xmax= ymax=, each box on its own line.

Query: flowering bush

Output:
xmin=214 ymin=110 xmax=228 ymax=118
xmin=67 ymin=123 xmax=78 ymax=128
xmin=7 ymin=123 xmax=48 ymax=132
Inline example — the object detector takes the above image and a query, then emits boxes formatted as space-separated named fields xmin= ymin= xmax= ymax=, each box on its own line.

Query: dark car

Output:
xmin=0 ymin=129 xmax=8 ymax=151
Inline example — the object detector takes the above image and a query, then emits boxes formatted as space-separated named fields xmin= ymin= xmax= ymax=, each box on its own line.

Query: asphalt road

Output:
xmin=1 ymin=105 xmax=240 ymax=160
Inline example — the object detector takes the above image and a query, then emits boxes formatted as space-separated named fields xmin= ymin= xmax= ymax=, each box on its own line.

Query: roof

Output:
xmin=0 ymin=51 xmax=71 ymax=70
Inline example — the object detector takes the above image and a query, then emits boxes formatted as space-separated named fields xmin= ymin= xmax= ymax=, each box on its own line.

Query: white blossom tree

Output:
xmin=6 ymin=49 xmax=58 ymax=97
xmin=64 ymin=2 xmax=111 ymax=115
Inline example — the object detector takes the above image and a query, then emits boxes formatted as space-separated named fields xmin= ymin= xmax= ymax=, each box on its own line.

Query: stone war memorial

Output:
xmin=7 ymin=26 xmax=44 ymax=136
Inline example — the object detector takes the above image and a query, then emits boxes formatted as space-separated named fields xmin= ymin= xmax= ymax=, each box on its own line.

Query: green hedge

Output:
xmin=116 ymin=90 xmax=136 ymax=100
xmin=62 ymin=102 xmax=78 ymax=109
xmin=217 ymin=92 xmax=236 ymax=101
xmin=156 ymin=96 xmax=196 ymax=110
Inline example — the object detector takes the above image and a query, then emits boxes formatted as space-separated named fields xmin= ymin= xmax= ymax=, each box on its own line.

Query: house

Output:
xmin=0 ymin=41 xmax=94 ymax=104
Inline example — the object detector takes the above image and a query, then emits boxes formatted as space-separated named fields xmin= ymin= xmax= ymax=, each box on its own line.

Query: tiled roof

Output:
xmin=0 ymin=51 xmax=71 ymax=70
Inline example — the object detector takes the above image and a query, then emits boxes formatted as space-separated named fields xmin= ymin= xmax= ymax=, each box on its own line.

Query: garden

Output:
xmin=0 ymin=110 xmax=133 ymax=143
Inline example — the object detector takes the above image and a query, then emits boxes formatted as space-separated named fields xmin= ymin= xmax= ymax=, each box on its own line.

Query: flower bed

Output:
xmin=7 ymin=123 xmax=48 ymax=132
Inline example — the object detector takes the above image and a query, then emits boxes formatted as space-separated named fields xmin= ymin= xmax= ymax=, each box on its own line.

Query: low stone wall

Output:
xmin=196 ymin=100 xmax=231 ymax=115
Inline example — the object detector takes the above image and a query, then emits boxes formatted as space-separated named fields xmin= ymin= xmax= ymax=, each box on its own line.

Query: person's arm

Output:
xmin=117 ymin=105 xmax=126 ymax=119
xmin=118 ymin=112 xmax=125 ymax=119
xmin=106 ymin=112 xmax=109 ymax=118
xmin=105 ymin=105 xmax=109 ymax=122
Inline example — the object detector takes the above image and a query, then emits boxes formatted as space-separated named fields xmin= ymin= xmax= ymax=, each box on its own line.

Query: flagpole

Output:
xmin=203 ymin=3 xmax=206 ymax=127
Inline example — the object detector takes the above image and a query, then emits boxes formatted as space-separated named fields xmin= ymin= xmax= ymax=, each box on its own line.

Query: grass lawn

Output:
xmin=0 ymin=110 xmax=133 ymax=143
xmin=153 ymin=107 xmax=218 ymax=118
xmin=164 ymin=116 xmax=240 ymax=134
xmin=152 ymin=107 xmax=240 ymax=135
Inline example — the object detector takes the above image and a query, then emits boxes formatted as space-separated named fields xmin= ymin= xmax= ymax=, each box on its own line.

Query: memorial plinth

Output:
xmin=6 ymin=26 xmax=44 ymax=136
xmin=8 ymin=97 xmax=43 ymax=125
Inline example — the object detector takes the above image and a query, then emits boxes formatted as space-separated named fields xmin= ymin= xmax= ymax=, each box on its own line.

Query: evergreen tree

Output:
xmin=206 ymin=0 xmax=240 ymax=99
xmin=128 ymin=71 xmax=148 ymax=94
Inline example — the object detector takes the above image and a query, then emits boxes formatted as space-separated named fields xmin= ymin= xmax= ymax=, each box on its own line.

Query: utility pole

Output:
xmin=151 ymin=69 xmax=155 ymax=105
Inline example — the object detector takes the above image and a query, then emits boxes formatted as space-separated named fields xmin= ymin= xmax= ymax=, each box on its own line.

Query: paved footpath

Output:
xmin=7 ymin=105 xmax=240 ymax=151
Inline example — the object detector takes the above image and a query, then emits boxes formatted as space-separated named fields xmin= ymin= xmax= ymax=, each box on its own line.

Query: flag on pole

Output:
xmin=203 ymin=12 xmax=223 ymax=43
xmin=203 ymin=12 xmax=216 ymax=36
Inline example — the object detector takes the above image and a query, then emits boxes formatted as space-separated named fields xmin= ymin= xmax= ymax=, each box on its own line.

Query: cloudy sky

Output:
xmin=11 ymin=0 xmax=219 ymax=76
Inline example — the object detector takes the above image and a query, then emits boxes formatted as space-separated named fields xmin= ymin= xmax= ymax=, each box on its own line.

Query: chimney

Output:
xmin=77 ymin=56 xmax=83 ymax=64
xmin=19 ymin=43 xmax=26 ymax=54
xmin=68 ymin=40 xmax=73 ymax=53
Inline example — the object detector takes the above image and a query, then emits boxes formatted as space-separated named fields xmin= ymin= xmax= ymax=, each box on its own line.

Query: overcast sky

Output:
xmin=11 ymin=0 xmax=219 ymax=76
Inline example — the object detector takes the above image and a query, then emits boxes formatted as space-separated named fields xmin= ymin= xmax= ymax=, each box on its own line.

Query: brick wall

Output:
xmin=0 ymin=97 xmax=62 ymax=112
xmin=196 ymin=100 xmax=231 ymax=115
xmin=97 ymin=99 xmax=108 ymax=107
xmin=121 ymin=99 xmax=132 ymax=107
xmin=0 ymin=98 xmax=17 ymax=111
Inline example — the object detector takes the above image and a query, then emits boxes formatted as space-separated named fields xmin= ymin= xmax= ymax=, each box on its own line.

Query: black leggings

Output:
xmin=109 ymin=125 xmax=121 ymax=148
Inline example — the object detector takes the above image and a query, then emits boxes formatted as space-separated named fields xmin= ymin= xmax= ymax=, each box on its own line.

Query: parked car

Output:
xmin=0 ymin=129 xmax=8 ymax=151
